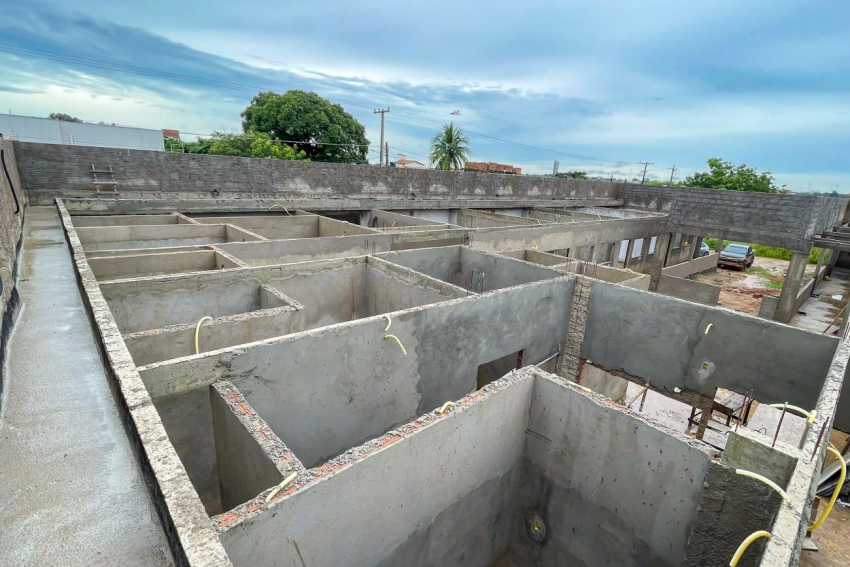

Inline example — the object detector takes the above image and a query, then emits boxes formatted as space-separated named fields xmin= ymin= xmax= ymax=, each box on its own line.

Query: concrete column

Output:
xmin=826 ymin=249 xmax=839 ymax=278
xmin=590 ymin=243 xmax=602 ymax=263
xmin=774 ymin=251 xmax=810 ymax=323
xmin=608 ymin=241 xmax=620 ymax=265
xmin=693 ymin=236 xmax=704 ymax=260
xmin=558 ymin=277 xmax=594 ymax=382
xmin=639 ymin=237 xmax=650 ymax=267
xmin=623 ymin=239 xmax=635 ymax=268
xmin=812 ymin=248 xmax=827 ymax=293
xmin=715 ymin=235 xmax=724 ymax=253
xmin=648 ymin=232 xmax=672 ymax=291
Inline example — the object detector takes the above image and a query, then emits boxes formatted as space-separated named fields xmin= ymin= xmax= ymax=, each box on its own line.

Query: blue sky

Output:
xmin=1 ymin=1 xmax=849 ymax=190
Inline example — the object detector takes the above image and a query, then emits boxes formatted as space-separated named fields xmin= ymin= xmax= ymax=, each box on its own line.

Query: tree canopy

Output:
xmin=429 ymin=122 xmax=470 ymax=171
xmin=684 ymin=158 xmax=779 ymax=193
xmin=554 ymin=171 xmax=587 ymax=179
xmin=241 ymin=90 xmax=369 ymax=164
xmin=165 ymin=131 xmax=309 ymax=161
xmin=47 ymin=112 xmax=82 ymax=123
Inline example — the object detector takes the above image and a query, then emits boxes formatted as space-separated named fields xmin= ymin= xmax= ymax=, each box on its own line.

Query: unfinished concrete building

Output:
xmin=1 ymin=139 xmax=849 ymax=567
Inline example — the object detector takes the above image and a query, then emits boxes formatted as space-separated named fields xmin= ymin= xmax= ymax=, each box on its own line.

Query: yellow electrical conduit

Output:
xmin=809 ymin=444 xmax=846 ymax=531
xmin=438 ymin=401 xmax=455 ymax=415
xmin=767 ymin=403 xmax=816 ymax=423
xmin=735 ymin=470 xmax=789 ymax=502
xmin=268 ymin=203 xmax=291 ymax=215
xmin=384 ymin=334 xmax=407 ymax=355
xmin=194 ymin=316 xmax=213 ymax=355
xmin=265 ymin=472 xmax=298 ymax=504
xmin=729 ymin=531 xmax=772 ymax=566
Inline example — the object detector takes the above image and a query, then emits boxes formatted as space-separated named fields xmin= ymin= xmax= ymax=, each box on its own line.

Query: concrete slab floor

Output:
xmin=0 ymin=207 xmax=173 ymax=566
xmin=791 ymin=267 xmax=850 ymax=334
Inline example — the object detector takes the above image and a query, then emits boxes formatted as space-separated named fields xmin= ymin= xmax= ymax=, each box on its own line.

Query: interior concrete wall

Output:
xmin=362 ymin=209 xmax=447 ymax=229
xmin=76 ymin=224 xmax=248 ymax=252
xmin=317 ymin=216 xmax=376 ymax=237
xmin=139 ymin=277 xmax=572 ymax=469
xmin=581 ymin=282 xmax=838 ymax=410
xmin=191 ymin=215 xmax=319 ymax=239
xmin=217 ymin=233 xmax=391 ymax=267
xmin=71 ymin=213 xmax=180 ymax=226
xmin=103 ymin=276 xmax=269 ymax=333
xmin=457 ymin=209 xmax=545 ymax=228
xmin=656 ymin=274 xmax=720 ymax=306
xmin=376 ymin=246 xmax=563 ymax=292
xmin=87 ymin=250 xmax=227 ymax=280
xmin=217 ymin=374 xmax=535 ymax=567
xmin=210 ymin=384 xmax=285 ymax=512
xmin=0 ymin=139 xmax=26 ymax=395
xmin=509 ymin=372 xmax=710 ymax=567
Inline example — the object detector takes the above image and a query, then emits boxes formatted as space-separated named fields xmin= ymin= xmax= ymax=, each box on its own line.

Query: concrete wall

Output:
xmin=217 ymin=234 xmax=391 ymax=267
xmin=661 ymin=252 xmax=718 ymax=278
xmin=619 ymin=183 xmax=848 ymax=251
xmin=87 ymin=250 xmax=238 ymax=281
xmin=758 ymin=265 xmax=826 ymax=320
xmin=457 ymin=209 xmax=546 ymax=228
xmin=210 ymin=384 xmax=285 ymax=512
xmin=0 ymin=139 xmax=26 ymax=394
xmin=361 ymin=209 xmax=448 ymax=229
xmin=509 ymin=372 xmax=710 ymax=567
xmin=376 ymin=246 xmax=563 ymax=292
xmin=77 ymin=223 xmax=263 ymax=252
xmin=582 ymin=282 xmax=838 ymax=410
xmin=138 ymin=277 xmax=572 ymax=468
xmin=217 ymin=373 xmax=535 ymax=567
xmin=656 ymin=274 xmax=721 ymax=306
xmin=15 ymin=141 xmax=620 ymax=203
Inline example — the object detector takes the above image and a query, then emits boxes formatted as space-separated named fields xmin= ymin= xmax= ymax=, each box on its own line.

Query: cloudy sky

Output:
xmin=1 ymin=1 xmax=848 ymax=190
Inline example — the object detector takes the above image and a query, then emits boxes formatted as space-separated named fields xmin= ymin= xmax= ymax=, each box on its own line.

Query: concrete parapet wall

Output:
xmin=656 ymin=274 xmax=721 ymax=306
xmin=0 ymin=139 xmax=26 ymax=394
xmin=661 ymin=252 xmax=718 ymax=278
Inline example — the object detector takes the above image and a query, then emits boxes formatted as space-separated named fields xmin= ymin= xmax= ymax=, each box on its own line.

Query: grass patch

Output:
xmin=743 ymin=265 xmax=784 ymax=289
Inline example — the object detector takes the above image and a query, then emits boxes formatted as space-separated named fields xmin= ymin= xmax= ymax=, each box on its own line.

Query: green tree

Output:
xmin=166 ymin=131 xmax=309 ymax=161
xmin=249 ymin=133 xmax=309 ymax=161
xmin=47 ymin=112 xmax=82 ymax=123
xmin=241 ymin=90 xmax=369 ymax=163
xmin=684 ymin=158 xmax=778 ymax=193
xmin=554 ymin=171 xmax=587 ymax=179
xmin=429 ymin=122 xmax=470 ymax=171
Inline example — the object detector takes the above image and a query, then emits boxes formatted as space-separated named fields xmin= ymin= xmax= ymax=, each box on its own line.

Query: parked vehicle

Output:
xmin=697 ymin=242 xmax=710 ymax=257
xmin=718 ymin=243 xmax=755 ymax=270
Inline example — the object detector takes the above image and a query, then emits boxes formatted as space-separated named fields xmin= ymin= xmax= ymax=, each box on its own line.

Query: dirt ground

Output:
xmin=689 ymin=257 xmax=816 ymax=314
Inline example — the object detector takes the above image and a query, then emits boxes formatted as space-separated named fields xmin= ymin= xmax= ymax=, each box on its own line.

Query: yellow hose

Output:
xmin=768 ymin=403 xmax=815 ymax=423
xmin=194 ymin=316 xmax=212 ymax=355
xmin=382 ymin=314 xmax=392 ymax=331
xmin=809 ymin=445 xmax=847 ymax=531
xmin=384 ymin=334 xmax=407 ymax=355
xmin=735 ymin=470 xmax=790 ymax=502
xmin=705 ymin=323 xmax=713 ymax=335
xmin=268 ymin=204 xmax=291 ymax=215
xmin=729 ymin=531 xmax=772 ymax=566
xmin=438 ymin=401 xmax=455 ymax=415
xmin=264 ymin=472 xmax=298 ymax=504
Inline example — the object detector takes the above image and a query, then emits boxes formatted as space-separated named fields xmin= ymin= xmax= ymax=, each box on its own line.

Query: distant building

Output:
xmin=0 ymin=114 xmax=165 ymax=151
xmin=393 ymin=153 xmax=427 ymax=169
xmin=464 ymin=161 xmax=521 ymax=175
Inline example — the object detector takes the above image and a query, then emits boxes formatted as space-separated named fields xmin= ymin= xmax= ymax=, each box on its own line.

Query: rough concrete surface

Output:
xmin=0 ymin=206 xmax=173 ymax=566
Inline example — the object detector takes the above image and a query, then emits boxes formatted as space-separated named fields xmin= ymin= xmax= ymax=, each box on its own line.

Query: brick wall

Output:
xmin=14 ymin=142 xmax=617 ymax=202
xmin=619 ymin=183 xmax=848 ymax=251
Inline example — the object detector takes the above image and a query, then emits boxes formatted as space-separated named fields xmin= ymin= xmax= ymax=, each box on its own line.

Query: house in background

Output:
xmin=392 ymin=153 xmax=427 ymax=169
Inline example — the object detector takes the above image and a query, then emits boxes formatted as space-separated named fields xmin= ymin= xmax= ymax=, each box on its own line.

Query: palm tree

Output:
xmin=429 ymin=122 xmax=470 ymax=170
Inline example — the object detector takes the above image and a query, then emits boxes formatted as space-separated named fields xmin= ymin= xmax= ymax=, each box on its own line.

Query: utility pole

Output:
xmin=385 ymin=142 xmax=389 ymax=166
xmin=639 ymin=162 xmax=654 ymax=184
xmin=669 ymin=164 xmax=677 ymax=185
xmin=374 ymin=108 xmax=390 ymax=165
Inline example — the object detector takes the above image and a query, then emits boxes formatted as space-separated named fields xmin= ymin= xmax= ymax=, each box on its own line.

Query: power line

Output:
xmin=0 ymin=42 xmax=641 ymax=167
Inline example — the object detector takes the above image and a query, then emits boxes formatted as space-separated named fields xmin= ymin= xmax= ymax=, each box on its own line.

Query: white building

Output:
xmin=393 ymin=153 xmax=427 ymax=169
xmin=0 ymin=114 xmax=165 ymax=151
